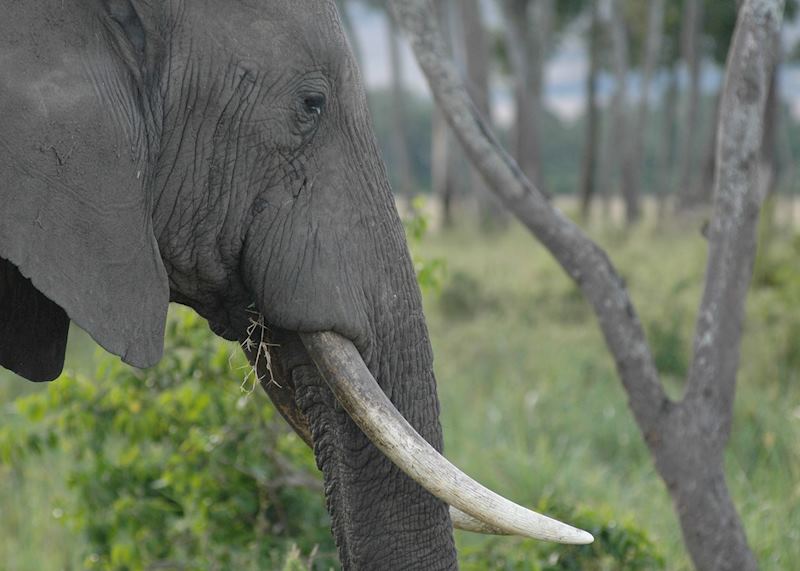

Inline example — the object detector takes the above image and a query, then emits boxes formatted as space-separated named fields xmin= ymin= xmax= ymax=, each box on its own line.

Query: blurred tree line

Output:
xmin=340 ymin=0 xmax=800 ymax=227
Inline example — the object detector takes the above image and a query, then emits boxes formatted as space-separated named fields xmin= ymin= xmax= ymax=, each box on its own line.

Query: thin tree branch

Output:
xmin=388 ymin=0 xmax=669 ymax=437
xmin=683 ymin=0 xmax=784 ymax=436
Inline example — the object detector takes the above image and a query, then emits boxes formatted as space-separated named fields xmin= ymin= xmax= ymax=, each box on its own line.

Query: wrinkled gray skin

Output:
xmin=0 ymin=1 xmax=456 ymax=568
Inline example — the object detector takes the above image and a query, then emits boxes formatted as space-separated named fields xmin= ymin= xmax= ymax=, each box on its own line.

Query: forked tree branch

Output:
xmin=390 ymin=1 xmax=783 ymax=569
xmin=683 ymin=0 xmax=784 ymax=444
xmin=388 ymin=0 xmax=668 ymax=438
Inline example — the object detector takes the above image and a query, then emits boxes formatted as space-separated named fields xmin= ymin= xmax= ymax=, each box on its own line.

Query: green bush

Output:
xmin=459 ymin=503 xmax=664 ymax=571
xmin=438 ymin=270 xmax=499 ymax=320
xmin=752 ymin=228 xmax=800 ymax=381
xmin=1 ymin=309 xmax=336 ymax=570
xmin=403 ymin=195 xmax=447 ymax=293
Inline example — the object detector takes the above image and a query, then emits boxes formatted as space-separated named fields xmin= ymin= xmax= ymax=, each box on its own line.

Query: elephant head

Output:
xmin=0 ymin=0 xmax=591 ymax=568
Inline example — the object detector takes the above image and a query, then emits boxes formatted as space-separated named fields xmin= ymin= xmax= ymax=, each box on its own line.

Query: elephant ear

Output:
xmin=0 ymin=0 xmax=168 ymax=379
xmin=0 ymin=259 xmax=69 ymax=382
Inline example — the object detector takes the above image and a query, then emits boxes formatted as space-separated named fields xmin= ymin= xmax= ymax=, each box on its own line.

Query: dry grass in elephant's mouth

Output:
xmin=236 ymin=308 xmax=279 ymax=394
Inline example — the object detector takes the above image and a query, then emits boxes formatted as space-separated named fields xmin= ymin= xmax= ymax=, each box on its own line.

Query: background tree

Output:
xmin=580 ymin=0 xmax=602 ymax=220
xmin=674 ymin=0 xmax=704 ymax=211
xmin=622 ymin=0 xmax=666 ymax=224
xmin=431 ymin=0 xmax=459 ymax=226
xmin=454 ymin=0 xmax=509 ymax=230
xmin=500 ymin=0 xmax=549 ymax=191
xmin=607 ymin=0 xmax=637 ymax=223
xmin=390 ymin=1 xmax=785 ymax=570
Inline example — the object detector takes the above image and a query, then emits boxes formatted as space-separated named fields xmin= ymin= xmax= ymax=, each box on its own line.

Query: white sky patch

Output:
xmin=348 ymin=3 xmax=800 ymax=123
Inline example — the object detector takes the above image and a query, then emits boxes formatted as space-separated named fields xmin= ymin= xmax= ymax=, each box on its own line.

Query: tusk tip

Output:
xmin=566 ymin=528 xmax=595 ymax=545
xmin=522 ymin=525 xmax=594 ymax=545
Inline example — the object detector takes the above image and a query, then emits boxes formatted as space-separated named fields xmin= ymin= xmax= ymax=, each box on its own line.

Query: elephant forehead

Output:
xmin=191 ymin=0 xmax=348 ymax=69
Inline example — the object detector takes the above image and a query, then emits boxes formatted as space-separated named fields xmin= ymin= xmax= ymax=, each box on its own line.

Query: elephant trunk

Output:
xmin=261 ymin=319 xmax=457 ymax=568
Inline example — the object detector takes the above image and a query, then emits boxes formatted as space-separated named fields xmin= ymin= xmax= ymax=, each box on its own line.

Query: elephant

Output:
xmin=0 ymin=1 xmax=592 ymax=568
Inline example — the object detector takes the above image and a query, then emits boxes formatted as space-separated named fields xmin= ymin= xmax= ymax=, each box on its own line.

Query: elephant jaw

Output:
xmin=242 ymin=324 xmax=593 ymax=545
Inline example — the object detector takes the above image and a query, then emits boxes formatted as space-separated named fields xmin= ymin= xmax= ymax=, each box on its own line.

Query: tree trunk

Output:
xmin=651 ymin=411 xmax=759 ymax=571
xmin=623 ymin=0 xmax=665 ymax=224
xmin=432 ymin=107 xmax=454 ymax=227
xmin=529 ymin=0 xmax=553 ymax=193
xmin=501 ymin=0 xmax=545 ymax=191
xmin=579 ymin=0 xmax=601 ymax=221
xmin=759 ymin=58 xmax=781 ymax=199
xmin=698 ymin=95 xmax=722 ymax=206
xmin=657 ymin=65 xmax=680 ymax=218
xmin=606 ymin=0 xmax=635 ymax=224
xmin=388 ymin=14 xmax=416 ymax=198
xmin=676 ymin=0 xmax=705 ymax=210
xmin=431 ymin=0 xmax=457 ymax=227
xmin=390 ymin=1 xmax=783 ymax=569
xmin=456 ymin=0 xmax=508 ymax=230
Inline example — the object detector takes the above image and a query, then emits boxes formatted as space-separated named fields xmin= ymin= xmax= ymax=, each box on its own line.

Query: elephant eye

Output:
xmin=302 ymin=93 xmax=326 ymax=117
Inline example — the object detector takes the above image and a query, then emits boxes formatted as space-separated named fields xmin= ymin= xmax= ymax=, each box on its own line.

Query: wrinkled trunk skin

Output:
xmin=288 ymin=326 xmax=455 ymax=570
xmin=258 ymin=217 xmax=456 ymax=569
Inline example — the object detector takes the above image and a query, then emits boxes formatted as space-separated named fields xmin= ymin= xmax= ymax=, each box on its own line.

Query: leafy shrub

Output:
xmin=752 ymin=229 xmax=800 ymax=379
xmin=1 ymin=309 xmax=336 ymax=570
xmin=648 ymin=313 xmax=689 ymax=379
xmin=438 ymin=270 xmax=500 ymax=320
xmin=645 ymin=280 xmax=691 ymax=380
xmin=459 ymin=503 xmax=664 ymax=571
xmin=403 ymin=196 xmax=447 ymax=293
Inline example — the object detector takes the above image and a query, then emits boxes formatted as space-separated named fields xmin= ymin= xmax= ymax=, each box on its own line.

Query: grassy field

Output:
xmin=1 ymin=214 xmax=798 ymax=570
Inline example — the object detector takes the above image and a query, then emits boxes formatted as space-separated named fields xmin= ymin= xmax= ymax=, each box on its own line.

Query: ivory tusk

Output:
xmin=300 ymin=331 xmax=594 ymax=545
xmin=449 ymin=507 xmax=508 ymax=535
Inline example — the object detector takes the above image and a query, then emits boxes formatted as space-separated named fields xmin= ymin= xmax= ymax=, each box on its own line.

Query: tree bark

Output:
xmin=390 ymin=0 xmax=784 ymax=569
xmin=657 ymin=64 xmax=680 ymax=217
xmin=530 ymin=0 xmax=553 ymax=194
xmin=456 ymin=0 xmax=508 ymax=230
xmin=623 ymin=0 xmax=666 ymax=224
xmin=608 ymin=0 xmax=637 ymax=224
xmin=579 ymin=0 xmax=601 ymax=221
xmin=388 ymin=13 xmax=416 ymax=198
xmin=676 ymin=0 xmax=705 ymax=210
xmin=698 ymin=94 xmax=722 ymax=206
xmin=759 ymin=57 xmax=781 ymax=199
xmin=501 ymin=0 xmax=545 ymax=191
xmin=431 ymin=0 xmax=458 ymax=227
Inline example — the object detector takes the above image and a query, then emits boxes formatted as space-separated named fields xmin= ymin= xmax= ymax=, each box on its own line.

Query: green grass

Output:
xmin=423 ymin=219 xmax=800 ymax=570
xmin=1 ymin=215 xmax=798 ymax=570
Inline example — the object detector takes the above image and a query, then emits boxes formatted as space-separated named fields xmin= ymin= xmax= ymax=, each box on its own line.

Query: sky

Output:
xmin=346 ymin=2 xmax=800 ymax=124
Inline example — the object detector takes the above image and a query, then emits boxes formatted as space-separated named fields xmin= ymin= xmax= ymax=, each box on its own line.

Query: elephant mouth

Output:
xmin=242 ymin=320 xmax=593 ymax=545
